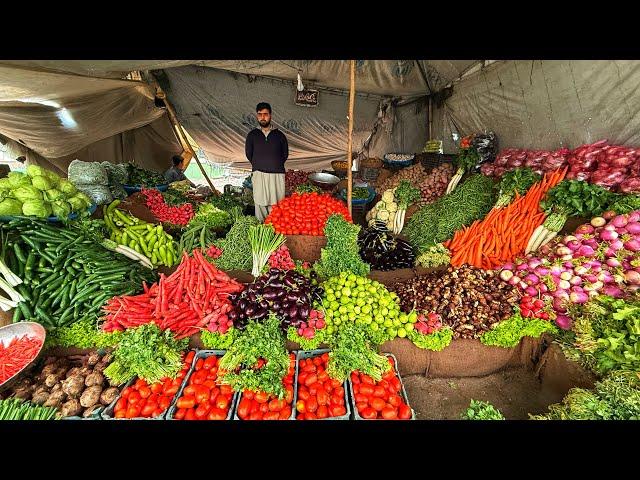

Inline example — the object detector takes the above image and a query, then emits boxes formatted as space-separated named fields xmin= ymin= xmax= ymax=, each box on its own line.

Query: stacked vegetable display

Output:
xmin=498 ymin=210 xmax=640 ymax=329
xmin=285 ymin=169 xmax=310 ymax=194
xmin=102 ymin=250 xmax=244 ymax=338
xmin=0 ymin=166 xmax=92 ymax=218
xmin=228 ymin=268 xmax=322 ymax=332
xmin=140 ymin=188 xmax=194 ymax=226
xmin=211 ymin=214 xmax=259 ymax=271
xmin=126 ymin=164 xmax=166 ymax=187
xmin=2 ymin=218 xmax=155 ymax=328
xmin=265 ymin=192 xmax=352 ymax=236
xmin=392 ymin=265 xmax=520 ymax=339
xmin=103 ymin=200 xmax=178 ymax=267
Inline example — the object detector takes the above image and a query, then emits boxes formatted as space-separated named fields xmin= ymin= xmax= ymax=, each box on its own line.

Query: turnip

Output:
xmin=624 ymin=239 xmax=640 ymax=252
xmin=570 ymin=291 xmax=589 ymax=304
xmin=577 ymin=245 xmax=595 ymax=257
xmin=560 ymin=271 xmax=573 ymax=281
xmin=600 ymin=229 xmax=619 ymax=241
xmin=556 ymin=246 xmax=571 ymax=256
xmin=625 ymin=270 xmax=640 ymax=285
xmin=603 ymin=285 xmax=624 ymax=298
xmin=555 ymin=314 xmax=573 ymax=330
xmin=627 ymin=222 xmax=640 ymax=234
xmin=612 ymin=214 xmax=629 ymax=228
xmin=603 ymin=210 xmax=617 ymax=220
xmin=629 ymin=211 xmax=640 ymax=222
xmin=590 ymin=217 xmax=606 ymax=227
xmin=499 ymin=269 xmax=514 ymax=282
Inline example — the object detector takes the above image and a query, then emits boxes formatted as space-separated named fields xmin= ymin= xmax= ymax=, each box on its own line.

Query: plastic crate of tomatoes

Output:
xmin=295 ymin=350 xmax=350 ymax=420
xmin=101 ymin=350 xmax=195 ymax=420
xmin=348 ymin=354 xmax=415 ymax=420
xmin=233 ymin=352 xmax=297 ymax=420
xmin=166 ymin=350 xmax=238 ymax=420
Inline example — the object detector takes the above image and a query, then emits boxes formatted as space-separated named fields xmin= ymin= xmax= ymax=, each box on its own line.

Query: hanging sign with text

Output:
xmin=295 ymin=89 xmax=319 ymax=107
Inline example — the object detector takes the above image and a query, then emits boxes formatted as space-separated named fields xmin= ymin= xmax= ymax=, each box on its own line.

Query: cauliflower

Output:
xmin=376 ymin=209 xmax=390 ymax=221
xmin=386 ymin=201 xmax=398 ymax=212
xmin=381 ymin=190 xmax=395 ymax=203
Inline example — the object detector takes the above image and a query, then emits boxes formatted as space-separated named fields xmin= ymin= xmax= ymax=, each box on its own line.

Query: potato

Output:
xmin=31 ymin=391 xmax=50 ymax=406
xmin=80 ymin=385 xmax=103 ymax=408
xmin=43 ymin=390 xmax=66 ymax=409
xmin=86 ymin=353 xmax=101 ymax=367
xmin=65 ymin=367 xmax=82 ymax=379
xmin=62 ymin=376 xmax=85 ymax=398
xmin=100 ymin=387 xmax=119 ymax=406
xmin=45 ymin=373 xmax=64 ymax=388
xmin=60 ymin=399 xmax=82 ymax=417
xmin=82 ymin=405 xmax=101 ymax=418
xmin=85 ymin=372 xmax=104 ymax=387
xmin=93 ymin=362 xmax=108 ymax=373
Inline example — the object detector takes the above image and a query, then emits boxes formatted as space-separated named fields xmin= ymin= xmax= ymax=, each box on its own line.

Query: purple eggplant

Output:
xmin=288 ymin=305 xmax=299 ymax=319
xmin=298 ymin=305 xmax=310 ymax=320
xmin=286 ymin=293 xmax=300 ymax=303
xmin=245 ymin=305 xmax=256 ymax=317
xmin=259 ymin=300 xmax=269 ymax=310
xmin=272 ymin=301 xmax=281 ymax=311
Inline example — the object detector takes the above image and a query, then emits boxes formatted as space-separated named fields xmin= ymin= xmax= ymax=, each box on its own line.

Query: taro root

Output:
xmin=62 ymin=376 xmax=86 ymax=398
xmin=80 ymin=385 xmax=103 ymax=408
xmin=40 ymin=363 xmax=59 ymax=378
xmin=86 ymin=353 xmax=101 ymax=366
xmin=51 ymin=383 xmax=63 ymax=393
xmin=65 ymin=367 xmax=82 ymax=379
xmin=100 ymin=387 xmax=119 ymax=406
xmin=13 ymin=385 xmax=34 ymax=400
xmin=84 ymin=372 xmax=104 ymax=388
xmin=60 ymin=399 xmax=82 ymax=417
xmin=43 ymin=390 xmax=66 ymax=409
xmin=31 ymin=391 xmax=50 ymax=406
xmin=78 ymin=366 xmax=92 ymax=376
xmin=45 ymin=373 xmax=64 ymax=388
xmin=93 ymin=362 xmax=108 ymax=373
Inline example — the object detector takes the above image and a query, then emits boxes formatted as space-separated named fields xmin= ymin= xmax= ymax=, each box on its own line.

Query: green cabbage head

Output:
xmin=68 ymin=193 xmax=89 ymax=212
xmin=7 ymin=172 xmax=32 ymax=188
xmin=22 ymin=199 xmax=51 ymax=218
xmin=0 ymin=178 xmax=12 ymax=189
xmin=13 ymin=186 xmax=43 ymax=203
xmin=0 ymin=198 xmax=22 ymax=215
xmin=59 ymin=179 xmax=78 ymax=196
xmin=26 ymin=165 xmax=45 ymax=178
xmin=31 ymin=175 xmax=53 ymax=191
xmin=52 ymin=199 xmax=71 ymax=218
xmin=44 ymin=189 xmax=64 ymax=202
xmin=44 ymin=170 xmax=61 ymax=187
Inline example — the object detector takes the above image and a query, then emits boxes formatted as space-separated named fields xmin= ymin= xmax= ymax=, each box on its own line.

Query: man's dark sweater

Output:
xmin=245 ymin=128 xmax=289 ymax=173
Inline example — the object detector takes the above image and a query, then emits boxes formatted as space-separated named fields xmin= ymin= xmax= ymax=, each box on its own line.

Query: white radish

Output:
xmin=526 ymin=225 xmax=544 ymax=253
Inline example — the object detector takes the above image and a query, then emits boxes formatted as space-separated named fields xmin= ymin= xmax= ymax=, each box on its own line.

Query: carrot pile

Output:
xmin=445 ymin=168 xmax=567 ymax=269
xmin=101 ymin=249 xmax=244 ymax=339
xmin=0 ymin=335 xmax=43 ymax=384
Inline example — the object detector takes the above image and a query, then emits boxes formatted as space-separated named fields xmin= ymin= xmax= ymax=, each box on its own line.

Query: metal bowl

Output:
xmin=0 ymin=322 xmax=46 ymax=392
xmin=308 ymin=172 xmax=340 ymax=190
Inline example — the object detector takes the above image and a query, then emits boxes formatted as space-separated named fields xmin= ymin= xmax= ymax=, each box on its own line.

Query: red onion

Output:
xmin=626 ymin=222 xmax=640 ymax=234
xmin=561 ymin=254 xmax=574 ymax=261
xmin=590 ymin=217 xmax=606 ymax=227
xmin=604 ymin=247 xmax=616 ymax=258
xmin=563 ymin=261 xmax=574 ymax=269
xmin=617 ymin=228 xmax=628 ymax=235
xmin=535 ymin=266 xmax=550 ymax=277
xmin=603 ymin=210 xmax=617 ymax=220
xmin=577 ymin=224 xmax=596 ymax=235
xmin=577 ymin=245 xmax=595 ymax=257
xmin=604 ymin=224 xmax=617 ymax=232
xmin=624 ymin=239 xmax=640 ymax=252
xmin=612 ymin=214 xmax=629 ymax=228
xmin=603 ymin=285 xmax=624 ymax=298
xmin=555 ymin=314 xmax=572 ymax=330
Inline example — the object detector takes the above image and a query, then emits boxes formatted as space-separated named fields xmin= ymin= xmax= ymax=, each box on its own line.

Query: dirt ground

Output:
xmin=403 ymin=367 xmax=563 ymax=420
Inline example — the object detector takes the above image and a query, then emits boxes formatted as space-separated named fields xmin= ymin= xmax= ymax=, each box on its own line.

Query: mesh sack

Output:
xmin=101 ymin=162 xmax=129 ymax=185
xmin=68 ymin=160 xmax=109 ymax=186
xmin=75 ymin=184 xmax=114 ymax=205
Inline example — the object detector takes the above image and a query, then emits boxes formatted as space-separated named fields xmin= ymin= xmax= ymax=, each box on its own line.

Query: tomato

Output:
xmin=304 ymin=374 xmax=317 ymax=387
xmin=352 ymin=384 xmax=360 ymax=395
xmin=182 ymin=408 xmax=195 ymax=420
xmin=150 ymin=382 xmax=163 ymax=395
xmin=114 ymin=398 xmax=127 ymax=413
xmin=115 ymin=410 xmax=127 ymax=419
xmin=296 ymin=400 xmax=306 ymax=413
xmin=312 ymin=356 xmax=322 ymax=366
xmin=250 ymin=399 xmax=260 ymax=414
xmin=195 ymin=386 xmax=210 ymax=404
xmin=373 ymin=386 xmax=386 ymax=398
xmin=174 ymin=408 xmax=186 ymax=420
xmin=215 ymin=395 xmax=230 ymax=410
xmin=381 ymin=406 xmax=398 ymax=419
xmin=237 ymin=398 xmax=251 ymax=420
xmin=306 ymin=397 xmax=318 ymax=413
xmin=370 ymin=397 xmax=386 ymax=412
xmin=128 ymin=391 xmax=142 ymax=405
xmin=183 ymin=385 xmax=197 ymax=397
xmin=317 ymin=370 xmax=329 ymax=382
xmin=388 ymin=394 xmax=402 ymax=407
xmin=359 ymin=384 xmax=374 ymax=396
xmin=321 ymin=352 xmax=329 ymax=363
xmin=125 ymin=405 xmax=141 ymax=418
xmin=255 ymin=391 xmax=269 ymax=404
xmin=203 ymin=380 xmax=217 ymax=390
xmin=333 ymin=385 xmax=345 ymax=397
xmin=330 ymin=405 xmax=347 ymax=417
xmin=297 ymin=413 xmax=306 ymax=420
xmin=120 ymin=386 xmax=133 ymax=399
xmin=185 ymin=350 xmax=196 ymax=364
xmin=141 ymin=402 xmax=157 ymax=417
xmin=309 ymin=382 xmax=322 ymax=396
xmin=351 ymin=373 xmax=360 ymax=385
xmin=203 ymin=356 xmax=218 ymax=370
xmin=306 ymin=411 xmax=317 ymax=420
xmin=207 ymin=367 xmax=218 ymax=379
xmin=398 ymin=404 xmax=412 ymax=419
xmin=249 ymin=411 xmax=263 ymax=420
xmin=280 ymin=405 xmax=292 ymax=419
xmin=329 ymin=379 xmax=342 ymax=389
xmin=361 ymin=375 xmax=374 ymax=385
xmin=283 ymin=375 xmax=294 ymax=385
xmin=316 ymin=389 xmax=329 ymax=406
xmin=355 ymin=401 xmax=368 ymax=412
xmin=244 ymin=390 xmax=254 ymax=400
xmin=354 ymin=393 xmax=369 ymax=404
xmin=176 ymin=370 xmax=186 ymax=379
xmin=303 ymin=364 xmax=316 ymax=373
xmin=134 ymin=378 xmax=147 ymax=390
xmin=382 ymin=370 xmax=395 ymax=381
xmin=360 ymin=407 xmax=377 ymax=419
xmin=176 ymin=396 xmax=196 ymax=409
xmin=219 ymin=384 xmax=234 ymax=396
xmin=209 ymin=387 xmax=220 ymax=403
xmin=390 ymin=378 xmax=401 ymax=392
xmin=285 ymin=385 xmax=294 ymax=404
xmin=164 ymin=385 xmax=179 ymax=396
xmin=152 ymin=408 xmax=164 ymax=418
xmin=259 ymin=402 xmax=269 ymax=414
xmin=269 ymin=399 xmax=285 ymax=412
xmin=191 ymin=370 xmax=207 ymax=385
xmin=263 ymin=411 xmax=279 ymax=420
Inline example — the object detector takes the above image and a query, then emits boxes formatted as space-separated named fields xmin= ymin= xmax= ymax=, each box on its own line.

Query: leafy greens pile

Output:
xmin=480 ymin=309 xmax=558 ymax=348
xmin=461 ymin=399 xmax=505 ymax=420
xmin=494 ymin=167 xmax=541 ymax=208
xmin=314 ymin=214 xmax=370 ymax=279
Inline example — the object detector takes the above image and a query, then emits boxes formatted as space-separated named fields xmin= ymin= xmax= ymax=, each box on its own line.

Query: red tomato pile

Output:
xmin=141 ymin=188 xmax=194 ymax=226
xmin=264 ymin=192 xmax=352 ymax=236
xmin=351 ymin=357 xmax=413 ymax=420
xmin=296 ymin=352 xmax=348 ymax=420
xmin=173 ymin=352 xmax=235 ymax=420
xmin=113 ymin=350 xmax=193 ymax=419
xmin=235 ymin=353 xmax=296 ymax=420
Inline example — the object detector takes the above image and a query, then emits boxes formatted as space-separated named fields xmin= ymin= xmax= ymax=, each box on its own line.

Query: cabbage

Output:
xmin=8 ymin=172 xmax=32 ymax=188
xmin=44 ymin=170 xmax=61 ymax=187
xmin=68 ymin=194 xmax=88 ymax=212
xmin=31 ymin=175 xmax=53 ymax=191
xmin=59 ymin=179 xmax=78 ymax=196
xmin=52 ymin=199 xmax=71 ymax=218
xmin=0 ymin=198 xmax=22 ymax=215
xmin=26 ymin=165 xmax=45 ymax=178
xmin=44 ymin=189 xmax=64 ymax=202
xmin=22 ymin=199 xmax=51 ymax=218
xmin=13 ymin=186 xmax=43 ymax=203
xmin=0 ymin=178 xmax=11 ymax=189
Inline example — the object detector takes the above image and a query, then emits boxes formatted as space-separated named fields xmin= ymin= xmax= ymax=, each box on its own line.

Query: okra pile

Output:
xmin=1 ymin=217 xmax=156 ymax=330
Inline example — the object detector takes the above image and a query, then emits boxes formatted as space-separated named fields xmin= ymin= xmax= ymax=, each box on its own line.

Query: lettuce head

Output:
xmin=12 ymin=186 xmax=43 ymax=203
xmin=59 ymin=179 xmax=78 ymax=196
xmin=52 ymin=199 xmax=71 ymax=219
xmin=31 ymin=175 xmax=53 ymax=191
xmin=0 ymin=198 xmax=22 ymax=216
xmin=26 ymin=165 xmax=45 ymax=178
xmin=8 ymin=171 xmax=32 ymax=188
xmin=22 ymin=199 xmax=51 ymax=218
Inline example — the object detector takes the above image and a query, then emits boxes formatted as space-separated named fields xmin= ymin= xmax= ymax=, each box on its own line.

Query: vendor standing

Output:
xmin=245 ymin=102 xmax=288 ymax=222
xmin=164 ymin=155 xmax=196 ymax=187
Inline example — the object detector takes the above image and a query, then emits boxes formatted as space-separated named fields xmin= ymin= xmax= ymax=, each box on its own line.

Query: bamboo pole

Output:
xmin=346 ymin=60 xmax=356 ymax=217
xmin=156 ymin=88 xmax=217 ymax=192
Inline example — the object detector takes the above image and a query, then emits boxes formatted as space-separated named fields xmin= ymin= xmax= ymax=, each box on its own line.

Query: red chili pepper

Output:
xmin=0 ymin=335 xmax=43 ymax=383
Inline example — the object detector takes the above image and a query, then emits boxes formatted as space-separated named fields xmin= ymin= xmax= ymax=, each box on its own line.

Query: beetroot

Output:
xmin=619 ymin=177 xmax=640 ymax=193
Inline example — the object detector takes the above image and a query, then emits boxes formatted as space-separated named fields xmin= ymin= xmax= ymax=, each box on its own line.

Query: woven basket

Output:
xmin=360 ymin=157 xmax=383 ymax=168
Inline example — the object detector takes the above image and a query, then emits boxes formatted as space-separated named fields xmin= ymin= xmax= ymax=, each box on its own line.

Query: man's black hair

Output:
xmin=172 ymin=155 xmax=183 ymax=167
xmin=256 ymin=102 xmax=272 ymax=113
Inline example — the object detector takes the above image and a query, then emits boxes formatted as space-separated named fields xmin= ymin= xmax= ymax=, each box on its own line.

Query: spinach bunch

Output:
xmin=540 ymin=180 xmax=618 ymax=217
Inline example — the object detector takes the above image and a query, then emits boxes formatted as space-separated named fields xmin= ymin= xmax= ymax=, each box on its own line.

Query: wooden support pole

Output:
xmin=346 ymin=60 xmax=356 ymax=217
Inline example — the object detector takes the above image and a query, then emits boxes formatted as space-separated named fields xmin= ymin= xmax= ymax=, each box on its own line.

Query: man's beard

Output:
xmin=258 ymin=120 xmax=271 ymax=128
